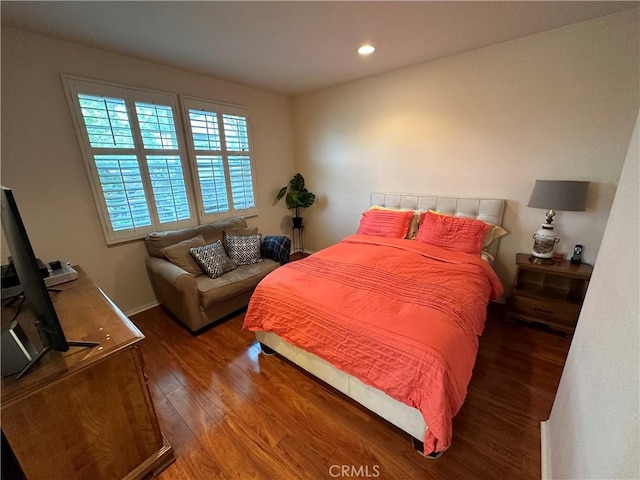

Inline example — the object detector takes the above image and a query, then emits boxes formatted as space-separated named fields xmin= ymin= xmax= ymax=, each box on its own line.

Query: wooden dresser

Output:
xmin=1 ymin=267 xmax=174 ymax=479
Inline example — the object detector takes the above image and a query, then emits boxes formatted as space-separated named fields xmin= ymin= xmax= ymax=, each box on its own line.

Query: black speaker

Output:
xmin=1 ymin=321 xmax=38 ymax=377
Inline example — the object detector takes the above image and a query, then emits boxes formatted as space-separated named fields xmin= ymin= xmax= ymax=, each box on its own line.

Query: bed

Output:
xmin=243 ymin=193 xmax=506 ymax=457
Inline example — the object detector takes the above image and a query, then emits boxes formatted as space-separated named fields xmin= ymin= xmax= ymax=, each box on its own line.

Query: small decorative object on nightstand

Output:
xmin=570 ymin=244 xmax=583 ymax=264
xmin=506 ymin=253 xmax=593 ymax=334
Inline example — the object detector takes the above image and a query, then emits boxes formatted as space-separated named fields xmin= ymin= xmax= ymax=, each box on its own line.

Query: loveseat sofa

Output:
xmin=144 ymin=217 xmax=288 ymax=332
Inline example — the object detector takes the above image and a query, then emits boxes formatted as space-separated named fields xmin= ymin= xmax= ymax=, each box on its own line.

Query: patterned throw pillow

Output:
xmin=261 ymin=235 xmax=291 ymax=265
xmin=225 ymin=233 xmax=264 ymax=266
xmin=189 ymin=240 xmax=237 ymax=279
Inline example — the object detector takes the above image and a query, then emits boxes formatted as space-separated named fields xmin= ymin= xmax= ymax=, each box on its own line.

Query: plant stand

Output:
xmin=292 ymin=225 xmax=304 ymax=254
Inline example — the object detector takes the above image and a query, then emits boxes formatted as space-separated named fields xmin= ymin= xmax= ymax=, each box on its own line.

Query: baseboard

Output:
xmin=125 ymin=301 xmax=159 ymax=317
xmin=540 ymin=419 xmax=552 ymax=480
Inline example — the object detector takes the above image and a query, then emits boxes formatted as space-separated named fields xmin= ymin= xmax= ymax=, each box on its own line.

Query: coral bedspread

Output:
xmin=243 ymin=234 xmax=503 ymax=453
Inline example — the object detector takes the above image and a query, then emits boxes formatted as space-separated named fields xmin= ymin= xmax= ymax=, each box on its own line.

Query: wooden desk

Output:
xmin=1 ymin=267 xmax=174 ymax=479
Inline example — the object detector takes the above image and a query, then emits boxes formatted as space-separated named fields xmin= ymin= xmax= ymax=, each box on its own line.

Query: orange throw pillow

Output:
xmin=356 ymin=209 xmax=414 ymax=239
xmin=416 ymin=211 xmax=489 ymax=255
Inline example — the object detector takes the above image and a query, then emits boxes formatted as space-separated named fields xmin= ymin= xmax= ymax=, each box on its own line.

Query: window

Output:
xmin=64 ymin=77 xmax=258 ymax=244
xmin=181 ymin=97 xmax=258 ymax=223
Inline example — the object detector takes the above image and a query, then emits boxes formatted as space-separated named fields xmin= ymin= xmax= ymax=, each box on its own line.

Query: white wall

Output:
xmin=543 ymin=111 xmax=639 ymax=479
xmin=2 ymin=10 xmax=638 ymax=313
xmin=292 ymin=10 xmax=639 ymax=292
xmin=1 ymin=26 xmax=295 ymax=313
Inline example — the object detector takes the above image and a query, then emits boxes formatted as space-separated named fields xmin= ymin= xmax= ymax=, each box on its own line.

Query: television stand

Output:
xmin=2 ymin=286 xmax=64 ymax=307
xmin=15 ymin=339 xmax=99 ymax=380
xmin=1 ymin=266 xmax=174 ymax=479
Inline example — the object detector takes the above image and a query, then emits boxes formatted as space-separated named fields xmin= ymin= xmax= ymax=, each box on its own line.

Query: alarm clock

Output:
xmin=570 ymin=244 xmax=583 ymax=265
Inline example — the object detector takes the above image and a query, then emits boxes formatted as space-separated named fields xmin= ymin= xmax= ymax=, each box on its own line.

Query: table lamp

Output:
xmin=527 ymin=180 xmax=589 ymax=264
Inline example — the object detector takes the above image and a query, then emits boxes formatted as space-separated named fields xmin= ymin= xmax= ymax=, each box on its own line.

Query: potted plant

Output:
xmin=275 ymin=173 xmax=316 ymax=228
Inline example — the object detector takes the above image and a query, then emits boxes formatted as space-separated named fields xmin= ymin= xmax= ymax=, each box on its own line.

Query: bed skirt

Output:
xmin=255 ymin=330 xmax=427 ymax=441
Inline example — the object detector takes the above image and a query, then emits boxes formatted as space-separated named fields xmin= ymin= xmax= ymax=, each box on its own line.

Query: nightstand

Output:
xmin=506 ymin=253 xmax=593 ymax=334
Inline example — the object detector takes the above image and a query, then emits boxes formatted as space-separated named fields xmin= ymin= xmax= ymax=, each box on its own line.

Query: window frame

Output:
xmin=180 ymin=95 xmax=260 ymax=224
xmin=63 ymin=76 xmax=259 ymax=245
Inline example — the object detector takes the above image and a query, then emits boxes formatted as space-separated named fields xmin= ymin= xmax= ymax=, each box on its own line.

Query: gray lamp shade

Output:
xmin=527 ymin=180 xmax=589 ymax=211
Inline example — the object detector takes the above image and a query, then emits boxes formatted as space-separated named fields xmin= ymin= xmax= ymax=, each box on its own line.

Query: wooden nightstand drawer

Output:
xmin=511 ymin=295 xmax=580 ymax=329
xmin=507 ymin=253 xmax=592 ymax=334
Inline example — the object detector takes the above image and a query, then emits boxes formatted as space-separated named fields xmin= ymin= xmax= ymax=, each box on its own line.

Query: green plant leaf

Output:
xmin=275 ymin=173 xmax=315 ymax=213
xmin=296 ymin=191 xmax=316 ymax=208
xmin=285 ymin=191 xmax=299 ymax=210
xmin=275 ymin=186 xmax=287 ymax=201
xmin=290 ymin=173 xmax=305 ymax=191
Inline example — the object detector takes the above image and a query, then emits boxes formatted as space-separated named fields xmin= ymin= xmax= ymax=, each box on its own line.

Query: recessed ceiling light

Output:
xmin=358 ymin=45 xmax=375 ymax=55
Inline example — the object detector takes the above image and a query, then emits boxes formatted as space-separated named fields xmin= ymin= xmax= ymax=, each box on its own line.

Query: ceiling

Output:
xmin=2 ymin=1 xmax=638 ymax=96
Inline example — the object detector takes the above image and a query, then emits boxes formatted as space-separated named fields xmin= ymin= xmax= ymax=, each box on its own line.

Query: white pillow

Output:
xmin=483 ymin=223 xmax=509 ymax=248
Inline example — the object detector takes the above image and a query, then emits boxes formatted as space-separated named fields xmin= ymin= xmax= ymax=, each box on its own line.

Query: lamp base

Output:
xmin=529 ymin=256 xmax=555 ymax=265
xmin=532 ymin=224 xmax=559 ymax=259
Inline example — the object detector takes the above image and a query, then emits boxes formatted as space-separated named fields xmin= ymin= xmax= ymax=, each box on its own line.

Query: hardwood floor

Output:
xmin=131 ymin=304 xmax=570 ymax=480
xmin=290 ymin=251 xmax=311 ymax=262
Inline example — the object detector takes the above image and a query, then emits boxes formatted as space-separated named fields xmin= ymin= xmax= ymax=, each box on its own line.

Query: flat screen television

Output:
xmin=1 ymin=186 xmax=97 ymax=378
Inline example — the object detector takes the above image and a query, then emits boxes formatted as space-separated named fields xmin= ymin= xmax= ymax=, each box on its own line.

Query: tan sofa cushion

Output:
xmin=195 ymin=259 xmax=280 ymax=308
xmin=161 ymin=235 xmax=206 ymax=276
xmin=144 ymin=218 xmax=247 ymax=258
xmin=224 ymin=226 xmax=259 ymax=236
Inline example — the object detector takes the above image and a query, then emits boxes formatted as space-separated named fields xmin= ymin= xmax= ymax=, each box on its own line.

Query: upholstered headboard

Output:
xmin=370 ymin=192 xmax=506 ymax=257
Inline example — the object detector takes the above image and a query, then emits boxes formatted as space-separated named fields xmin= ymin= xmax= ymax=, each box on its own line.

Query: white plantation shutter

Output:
xmin=195 ymin=155 xmax=229 ymax=214
xmin=64 ymin=77 xmax=260 ymax=244
xmin=228 ymin=156 xmax=255 ymax=210
xmin=94 ymin=155 xmax=152 ymax=231
xmin=135 ymin=103 xmax=179 ymax=150
xmin=146 ymin=156 xmax=191 ymax=223
xmin=189 ymin=110 xmax=222 ymax=150
xmin=65 ymin=77 xmax=196 ymax=243
xmin=133 ymin=100 xmax=192 ymax=225
xmin=222 ymin=114 xmax=250 ymax=151
xmin=79 ymin=94 xmax=135 ymax=148
xmin=222 ymin=114 xmax=255 ymax=211
xmin=182 ymin=97 xmax=258 ymax=222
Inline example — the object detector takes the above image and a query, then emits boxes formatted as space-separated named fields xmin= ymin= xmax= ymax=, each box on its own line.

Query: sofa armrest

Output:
xmin=145 ymin=256 xmax=203 ymax=330
xmin=261 ymin=235 xmax=291 ymax=265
